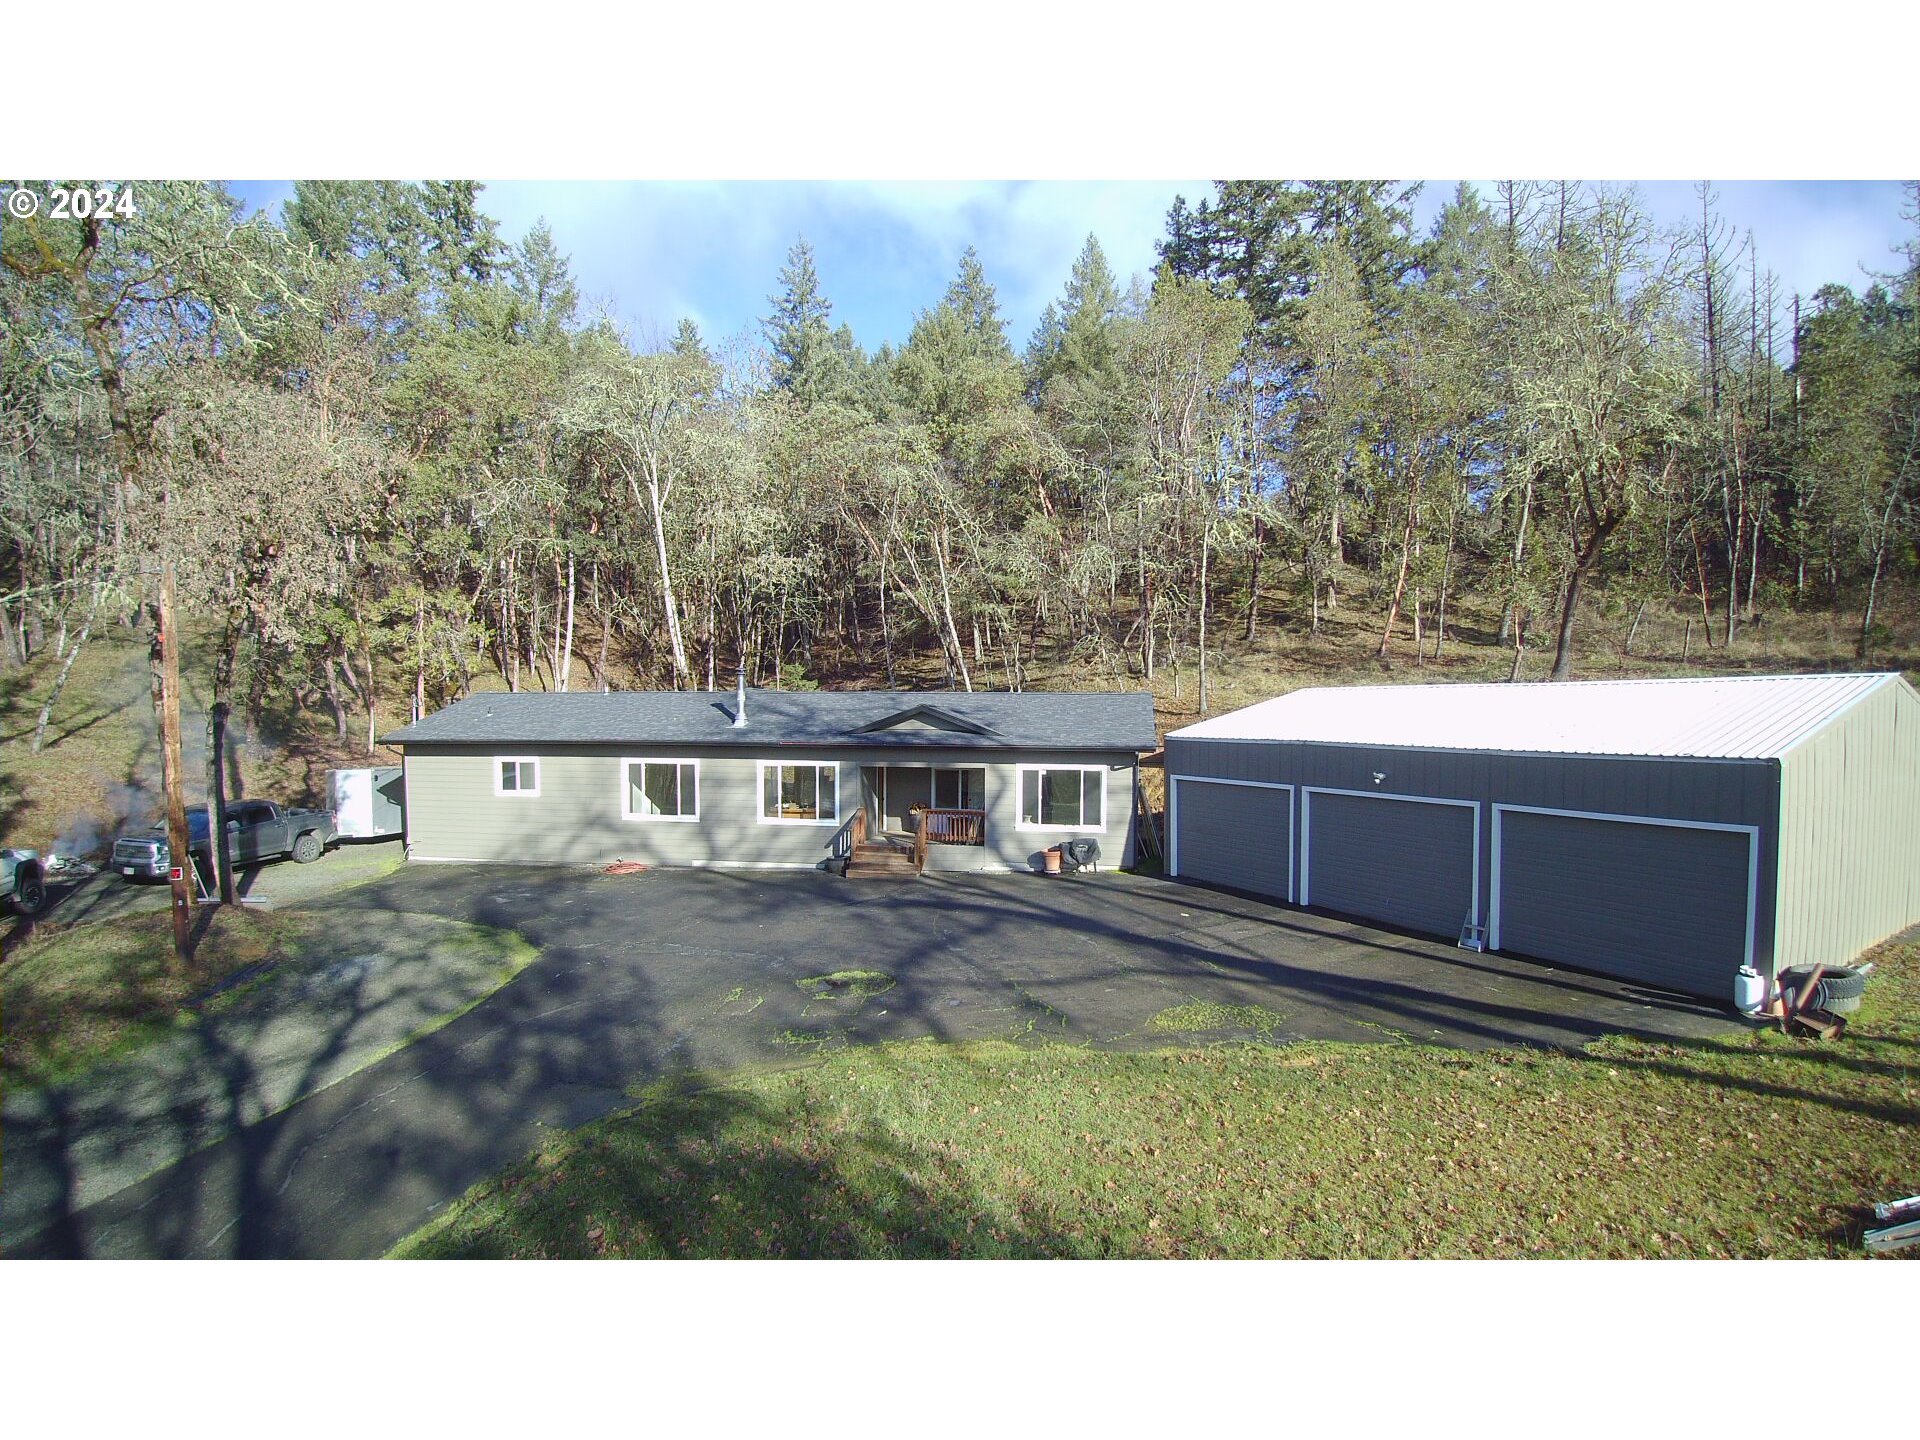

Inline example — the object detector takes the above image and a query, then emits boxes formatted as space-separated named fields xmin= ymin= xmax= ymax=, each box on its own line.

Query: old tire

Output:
xmin=290 ymin=831 xmax=323 ymax=864
xmin=1812 ymin=967 xmax=1867 ymax=1000
xmin=12 ymin=866 xmax=46 ymax=915
xmin=1781 ymin=965 xmax=1868 ymax=1004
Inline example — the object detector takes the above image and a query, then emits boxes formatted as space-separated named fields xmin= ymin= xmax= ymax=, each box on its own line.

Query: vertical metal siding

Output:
xmin=1304 ymin=791 xmax=1477 ymax=939
xmin=1172 ymin=780 xmax=1291 ymax=901
xmin=1775 ymin=680 xmax=1920 ymax=972
xmin=1495 ymin=810 xmax=1752 ymax=998
xmin=1165 ymin=733 xmax=1780 ymax=969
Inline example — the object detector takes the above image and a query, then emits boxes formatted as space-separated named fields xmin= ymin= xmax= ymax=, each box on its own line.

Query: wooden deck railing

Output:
xmin=913 ymin=807 xmax=986 ymax=871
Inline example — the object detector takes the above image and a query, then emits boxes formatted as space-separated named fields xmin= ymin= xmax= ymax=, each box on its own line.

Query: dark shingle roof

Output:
xmin=383 ymin=689 xmax=1157 ymax=752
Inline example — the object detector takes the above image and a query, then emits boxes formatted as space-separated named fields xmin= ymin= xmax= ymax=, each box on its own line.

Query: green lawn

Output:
xmin=2 ymin=907 xmax=322 ymax=1088
xmin=397 ymin=936 xmax=1920 ymax=1261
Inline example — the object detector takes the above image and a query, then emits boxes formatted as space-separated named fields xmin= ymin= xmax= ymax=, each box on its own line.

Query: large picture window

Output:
xmin=624 ymin=759 xmax=698 ymax=821
xmin=933 ymin=766 xmax=985 ymax=810
xmin=760 ymin=762 xmax=839 ymax=824
xmin=1017 ymin=765 xmax=1105 ymax=830
xmin=494 ymin=757 xmax=540 ymax=797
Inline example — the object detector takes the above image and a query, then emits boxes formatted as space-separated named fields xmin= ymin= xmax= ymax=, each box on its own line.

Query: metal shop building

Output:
xmin=1165 ymin=672 xmax=1920 ymax=1002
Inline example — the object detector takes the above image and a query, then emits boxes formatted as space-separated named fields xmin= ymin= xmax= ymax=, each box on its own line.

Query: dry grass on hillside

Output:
xmin=3 ymin=581 xmax=1913 ymax=857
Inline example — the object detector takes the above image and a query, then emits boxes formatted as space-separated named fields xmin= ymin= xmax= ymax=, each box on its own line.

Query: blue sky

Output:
xmin=230 ymin=180 xmax=1913 ymax=355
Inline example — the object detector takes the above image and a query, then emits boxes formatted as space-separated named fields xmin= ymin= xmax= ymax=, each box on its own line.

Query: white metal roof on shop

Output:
xmin=1167 ymin=672 xmax=1904 ymax=761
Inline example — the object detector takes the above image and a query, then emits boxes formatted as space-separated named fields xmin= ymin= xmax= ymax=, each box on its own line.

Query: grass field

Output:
xmin=394 ymin=930 xmax=1920 ymax=1260
xmin=2 ymin=892 xmax=540 ymax=1097
xmin=2 ymin=906 xmax=326 ymax=1088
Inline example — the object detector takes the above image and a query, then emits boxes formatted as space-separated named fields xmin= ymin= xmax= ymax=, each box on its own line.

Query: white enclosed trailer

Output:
xmin=327 ymin=766 xmax=406 ymax=840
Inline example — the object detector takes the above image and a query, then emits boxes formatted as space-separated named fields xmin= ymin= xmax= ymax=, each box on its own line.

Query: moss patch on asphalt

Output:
xmin=397 ymin=936 xmax=1920 ymax=1260
xmin=1150 ymin=1001 xmax=1288 ymax=1035
xmin=797 ymin=970 xmax=896 ymax=1001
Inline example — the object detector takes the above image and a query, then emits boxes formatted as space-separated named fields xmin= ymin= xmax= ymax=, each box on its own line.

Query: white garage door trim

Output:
xmin=1300 ymin=787 xmax=1481 ymax=926
xmin=1488 ymin=803 xmax=1759 ymax=967
xmin=1167 ymin=775 xmax=1295 ymax=901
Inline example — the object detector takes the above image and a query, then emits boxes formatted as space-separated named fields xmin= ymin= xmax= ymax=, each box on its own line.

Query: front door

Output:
xmin=880 ymin=767 xmax=933 ymax=834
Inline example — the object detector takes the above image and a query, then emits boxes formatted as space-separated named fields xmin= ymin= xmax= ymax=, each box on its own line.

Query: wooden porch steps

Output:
xmin=844 ymin=839 xmax=918 ymax=879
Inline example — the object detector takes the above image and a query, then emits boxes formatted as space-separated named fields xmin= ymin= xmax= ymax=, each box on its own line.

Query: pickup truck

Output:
xmin=2 ymin=847 xmax=47 ymax=914
xmin=110 ymin=800 xmax=339 ymax=881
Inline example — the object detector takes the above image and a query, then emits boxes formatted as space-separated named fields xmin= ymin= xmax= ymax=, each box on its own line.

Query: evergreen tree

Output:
xmin=1160 ymin=180 xmax=1423 ymax=348
xmin=1027 ymin=234 xmax=1124 ymax=399
xmin=762 ymin=239 xmax=844 ymax=405
xmin=942 ymin=246 xmax=1013 ymax=360
xmin=510 ymin=218 xmax=579 ymax=342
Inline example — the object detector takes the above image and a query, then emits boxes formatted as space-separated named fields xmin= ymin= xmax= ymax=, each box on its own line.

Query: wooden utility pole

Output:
xmin=150 ymin=562 xmax=196 ymax=961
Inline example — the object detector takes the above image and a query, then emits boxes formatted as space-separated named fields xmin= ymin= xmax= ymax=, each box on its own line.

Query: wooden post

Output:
xmin=152 ymin=563 xmax=195 ymax=963
xmin=207 ymin=701 xmax=234 ymax=904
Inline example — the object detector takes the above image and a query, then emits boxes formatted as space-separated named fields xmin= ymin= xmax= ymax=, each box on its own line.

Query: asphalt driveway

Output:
xmin=6 ymin=865 xmax=1737 ymax=1259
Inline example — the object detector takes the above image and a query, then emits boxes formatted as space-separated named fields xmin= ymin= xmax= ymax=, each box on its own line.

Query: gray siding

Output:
xmin=1496 ymin=810 xmax=1752 ymax=998
xmin=1167 ymin=732 xmax=1781 ymax=970
xmin=402 ymin=744 xmax=1137 ymax=872
xmin=1172 ymin=779 xmax=1291 ymax=901
xmin=1304 ymin=790 xmax=1476 ymax=939
xmin=1775 ymin=678 xmax=1920 ymax=971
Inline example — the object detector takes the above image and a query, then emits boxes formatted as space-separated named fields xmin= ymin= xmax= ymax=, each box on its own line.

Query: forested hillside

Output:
xmin=3 ymin=180 xmax=1918 ymax=851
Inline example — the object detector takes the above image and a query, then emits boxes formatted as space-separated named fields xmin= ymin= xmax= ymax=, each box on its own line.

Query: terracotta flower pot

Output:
xmin=1043 ymin=846 xmax=1063 ymax=875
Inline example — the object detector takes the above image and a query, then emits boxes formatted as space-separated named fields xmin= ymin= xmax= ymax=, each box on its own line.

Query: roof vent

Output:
xmin=733 ymin=662 xmax=747 ymax=728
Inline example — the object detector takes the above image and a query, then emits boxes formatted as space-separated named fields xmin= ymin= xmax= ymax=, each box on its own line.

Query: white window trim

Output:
xmin=1014 ymin=763 xmax=1109 ymax=833
xmin=621 ymin=757 xmax=701 ymax=823
xmin=493 ymin=755 xmax=541 ymax=798
xmin=756 ymin=760 xmax=843 ymax=826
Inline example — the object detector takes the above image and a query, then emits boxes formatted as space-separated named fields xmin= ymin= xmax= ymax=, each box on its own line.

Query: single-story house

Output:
xmin=383 ymin=686 xmax=1156 ymax=875
xmin=1165 ymin=672 xmax=1920 ymax=1003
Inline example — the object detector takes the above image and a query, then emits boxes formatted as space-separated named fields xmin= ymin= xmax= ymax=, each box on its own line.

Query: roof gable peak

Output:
xmin=853 ymin=703 xmax=999 ymax=737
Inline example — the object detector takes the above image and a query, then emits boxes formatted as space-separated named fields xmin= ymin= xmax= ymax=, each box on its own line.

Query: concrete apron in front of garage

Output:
xmin=9 ymin=866 xmax=1739 ymax=1260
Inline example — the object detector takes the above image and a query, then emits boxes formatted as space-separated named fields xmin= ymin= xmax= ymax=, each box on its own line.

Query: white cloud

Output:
xmin=479 ymin=180 xmax=1211 ymax=351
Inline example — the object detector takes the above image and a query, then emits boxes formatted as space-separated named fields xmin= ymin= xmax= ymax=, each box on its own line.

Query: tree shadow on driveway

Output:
xmin=7 ymin=863 xmax=1756 ymax=1259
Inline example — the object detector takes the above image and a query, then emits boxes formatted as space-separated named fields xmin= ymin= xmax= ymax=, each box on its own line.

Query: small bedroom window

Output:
xmin=495 ymin=757 xmax=540 ymax=797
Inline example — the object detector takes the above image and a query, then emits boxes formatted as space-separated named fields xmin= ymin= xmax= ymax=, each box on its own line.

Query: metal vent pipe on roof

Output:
xmin=733 ymin=662 xmax=747 ymax=727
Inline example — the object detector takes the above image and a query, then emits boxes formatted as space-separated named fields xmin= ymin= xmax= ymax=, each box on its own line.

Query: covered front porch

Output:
xmin=846 ymin=763 xmax=988 ymax=876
